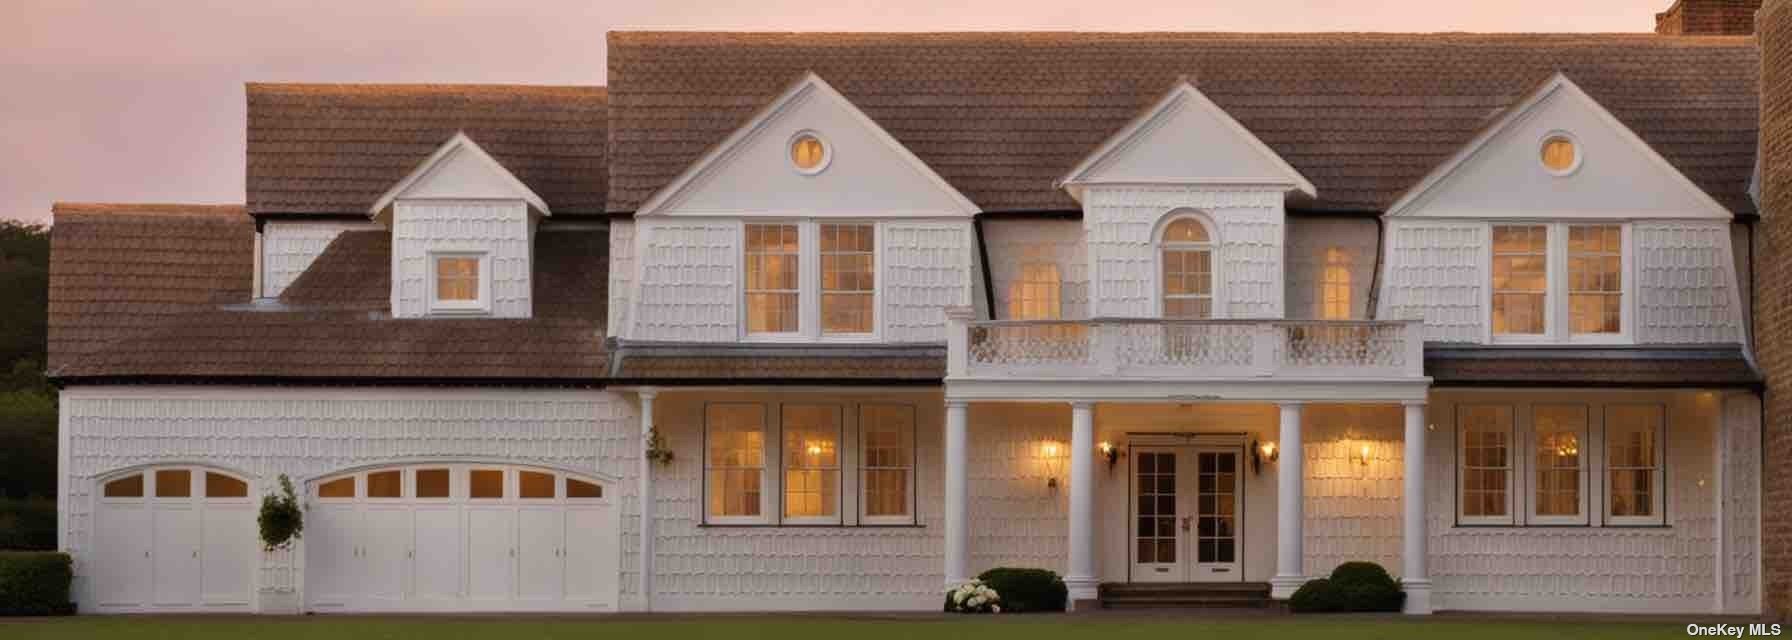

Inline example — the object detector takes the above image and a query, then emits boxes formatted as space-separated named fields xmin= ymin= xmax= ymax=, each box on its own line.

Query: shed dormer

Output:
xmin=371 ymin=132 xmax=549 ymax=318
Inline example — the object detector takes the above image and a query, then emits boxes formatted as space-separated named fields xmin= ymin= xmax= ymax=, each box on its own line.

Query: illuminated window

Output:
xmin=781 ymin=405 xmax=841 ymax=522
xmin=367 ymin=470 xmax=402 ymax=498
xmin=519 ymin=471 xmax=555 ymax=499
xmin=706 ymin=403 xmax=767 ymax=522
xmin=1530 ymin=405 xmax=1588 ymax=524
xmin=430 ymin=252 xmax=488 ymax=313
xmin=1320 ymin=248 xmax=1352 ymax=320
xmin=1541 ymin=134 xmax=1579 ymax=174
xmin=103 ymin=474 xmax=144 ymax=498
xmin=1160 ymin=215 xmax=1214 ymax=319
xmin=155 ymin=469 xmax=192 ymax=498
xmin=860 ymin=404 xmax=915 ymax=523
xmin=820 ymin=224 xmax=875 ymax=334
xmin=416 ymin=468 xmax=451 ymax=499
xmin=1606 ymin=404 xmax=1665 ymax=526
xmin=1009 ymin=262 xmax=1062 ymax=321
xmin=567 ymin=478 xmax=603 ymax=499
xmin=469 ymin=469 xmax=505 ymax=499
xmin=1568 ymin=225 xmax=1623 ymax=335
xmin=1458 ymin=405 xmax=1514 ymax=525
xmin=791 ymin=133 xmax=828 ymax=173
xmin=1491 ymin=225 xmax=1548 ymax=336
xmin=745 ymin=224 xmax=800 ymax=334
xmin=317 ymin=477 xmax=355 ymax=499
xmin=205 ymin=473 xmax=248 ymax=499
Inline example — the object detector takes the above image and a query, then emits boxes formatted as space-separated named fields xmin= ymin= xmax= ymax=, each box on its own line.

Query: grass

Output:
xmin=0 ymin=614 xmax=1712 ymax=640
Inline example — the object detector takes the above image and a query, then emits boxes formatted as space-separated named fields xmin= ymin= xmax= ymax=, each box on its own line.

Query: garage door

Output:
xmin=89 ymin=467 xmax=256 ymax=612
xmin=304 ymin=464 xmax=618 ymax=612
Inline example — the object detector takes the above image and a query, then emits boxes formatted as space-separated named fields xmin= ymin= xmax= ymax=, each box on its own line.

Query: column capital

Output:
xmin=1069 ymin=400 xmax=1096 ymax=411
xmin=637 ymin=387 xmax=659 ymax=401
xmin=944 ymin=399 xmax=970 ymax=409
xmin=1401 ymin=399 xmax=1427 ymax=408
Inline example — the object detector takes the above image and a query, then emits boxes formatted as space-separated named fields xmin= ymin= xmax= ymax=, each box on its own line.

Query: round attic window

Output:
xmin=790 ymin=132 xmax=829 ymax=174
xmin=1540 ymin=133 xmax=1580 ymax=176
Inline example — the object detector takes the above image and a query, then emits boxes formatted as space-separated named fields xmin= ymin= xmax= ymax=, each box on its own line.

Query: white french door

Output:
xmin=1129 ymin=446 xmax=1243 ymax=582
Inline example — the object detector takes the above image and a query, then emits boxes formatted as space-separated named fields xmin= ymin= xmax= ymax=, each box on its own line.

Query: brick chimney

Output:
xmin=1656 ymin=0 xmax=1763 ymax=34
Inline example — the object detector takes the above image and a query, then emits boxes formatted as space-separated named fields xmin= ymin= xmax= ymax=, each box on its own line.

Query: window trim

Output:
xmin=779 ymin=403 xmax=844 ymax=525
xmin=1539 ymin=130 xmax=1584 ymax=177
xmin=427 ymin=250 xmax=493 ymax=315
xmin=739 ymin=220 xmax=882 ymax=342
xmin=1484 ymin=222 xmax=1632 ymax=345
xmin=1526 ymin=404 xmax=1590 ymax=526
xmin=1153 ymin=210 xmax=1221 ymax=320
xmin=789 ymin=130 xmax=832 ymax=176
xmin=1456 ymin=404 xmax=1517 ymax=526
xmin=1603 ymin=403 xmax=1667 ymax=527
xmin=858 ymin=403 xmax=919 ymax=526
xmin=1007 ymin=261 xmax=1064 ymax=321
xmin=703 ymin=402 xmax=773 ymax=525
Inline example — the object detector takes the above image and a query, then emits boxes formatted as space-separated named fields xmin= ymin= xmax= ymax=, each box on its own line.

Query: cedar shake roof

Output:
xmin=606 ymin=32 xmax=1760 ymax=215
xmin=609 ymin=343 xmax=945 ymax=382
xmin=1425 ymin=346 xmax=1761 ymax=387
xmin=50 ymin=225 xmax=610 ymax=382
xmin=247 ymin=83 xmax=607 ymax=217
xmin=46 ymin=203 xmax=253 ymax=375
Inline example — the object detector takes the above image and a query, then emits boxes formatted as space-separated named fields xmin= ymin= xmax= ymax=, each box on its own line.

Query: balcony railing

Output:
xmin=945 ymin=314 xmax=1425 ymax=380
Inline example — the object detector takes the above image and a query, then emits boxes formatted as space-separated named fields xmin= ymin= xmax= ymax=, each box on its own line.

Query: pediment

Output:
xmin=1058 ymin=81 xmax=1315 ymax=202
xmin=636 ymin=72 xmax=978 ymax=217
xmin=370 ymin=132 xmax=549 ymax=215
xmin=1385 ymin=73 xmax=1730 ymax=220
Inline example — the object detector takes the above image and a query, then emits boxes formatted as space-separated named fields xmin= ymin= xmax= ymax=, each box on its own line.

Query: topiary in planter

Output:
xmin=975 ymin=567 xmax=1067 ymax=612
xmin=258 ymin=474 xmax=303 ymax=551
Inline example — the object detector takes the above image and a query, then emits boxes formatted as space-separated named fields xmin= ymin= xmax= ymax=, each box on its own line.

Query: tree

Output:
xmin=0 ymin=220 xmax=48 ymax=373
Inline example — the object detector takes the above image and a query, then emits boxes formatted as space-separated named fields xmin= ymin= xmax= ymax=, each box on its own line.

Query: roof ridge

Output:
xmin=52 ymin=203 xmax=248 ymax=217
xmin=246 ymin=82 xmax=604 ymax=94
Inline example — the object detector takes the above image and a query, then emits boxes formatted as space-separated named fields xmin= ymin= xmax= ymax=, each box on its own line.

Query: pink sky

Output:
xmin=1 ymin=0 xmax=1682 ymax=224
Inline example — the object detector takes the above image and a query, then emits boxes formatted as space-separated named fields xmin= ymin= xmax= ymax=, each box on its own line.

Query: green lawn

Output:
xmin=0 ymin=615 xmax=1714 ymax=640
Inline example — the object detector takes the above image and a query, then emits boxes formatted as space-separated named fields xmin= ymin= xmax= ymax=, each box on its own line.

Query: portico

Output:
xmin=941 ymin=309 xmax=1435 ymax=612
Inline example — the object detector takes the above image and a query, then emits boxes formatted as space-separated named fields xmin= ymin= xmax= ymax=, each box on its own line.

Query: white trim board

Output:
xmin=368 ymin=131 xmax=550 ymax=216
xmin=1056 ymin=80 xmax=1316 ymax=203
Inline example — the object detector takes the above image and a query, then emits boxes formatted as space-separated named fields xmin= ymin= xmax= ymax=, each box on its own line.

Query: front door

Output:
xmin=1130 ymin=446 xmax=1243 ymax=582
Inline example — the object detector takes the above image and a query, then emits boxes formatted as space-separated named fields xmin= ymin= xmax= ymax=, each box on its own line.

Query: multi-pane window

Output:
xmin=1459 ymin=405 xmax=1514 ymax=524
xmin=1491 ymin=225 xmax=1548 ymax=336
xmin=1160 ymin=217 xmax=1214 ymax=319
xmin=1008 ymin=263 xmax=1063 ymax=321
xmin=435 ymin=257 xmax=480 ymax=301
xmin=1320 ymin=247 xmax=1352 ymax=320
xmin=706 ymin=403 xmax=767 ymax=521
xmin=745 ymin=224 xmax=801 ymax=334
xmin=1568 ymin=225 xmax=1623 ymax=335
xmin=820 ymin=224 xmax=875 ymax=334
xmin=860 ymin=404 xmax=915 ymax=523
xmin=782 ymin=404 xmax=841 ymax=521
xmin=1531 ymin=405 xmax=1587 ymax=524
xmin=1606 ymin=404 xmax=1665 ymax=525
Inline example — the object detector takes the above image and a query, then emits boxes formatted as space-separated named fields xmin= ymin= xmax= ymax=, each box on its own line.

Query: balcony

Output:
xmin=945 ymin=313 xmax=1425 ymax=383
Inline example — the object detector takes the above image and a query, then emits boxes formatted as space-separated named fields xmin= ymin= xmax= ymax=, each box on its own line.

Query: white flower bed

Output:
xmin=945 ymin=579 xmax=1002 ymax=613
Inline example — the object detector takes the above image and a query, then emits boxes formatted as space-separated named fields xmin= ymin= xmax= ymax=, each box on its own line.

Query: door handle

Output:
xmin=144 ymin=551 xmax=150 ymax=558
xmin=1180 ymin=516 xmax=1191 ymax=532
xmin=192 ymin=551 xmax=198 ymax=559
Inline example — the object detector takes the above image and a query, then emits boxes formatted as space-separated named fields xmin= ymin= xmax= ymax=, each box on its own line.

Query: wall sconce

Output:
xmin=1099 ymin=441 xmax=1120 ymax=472
xmin=1250 ymin=439 xmax=1277 ymax=475
xmin=1040 ymin=441 xmax=1064 ymax=490
xmin=1351 ymin=442 xmax=1372 ymax=467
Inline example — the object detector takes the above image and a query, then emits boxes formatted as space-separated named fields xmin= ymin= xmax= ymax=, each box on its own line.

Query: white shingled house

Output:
xmin=48 ymin=24 xmax=1765 ymax=616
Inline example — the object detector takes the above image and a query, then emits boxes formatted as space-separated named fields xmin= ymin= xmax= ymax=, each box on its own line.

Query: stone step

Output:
xmin=1097 ymin=582 xmax=1275 ymax=610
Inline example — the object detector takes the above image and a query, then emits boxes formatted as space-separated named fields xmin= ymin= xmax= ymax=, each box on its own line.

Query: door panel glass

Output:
xmin=104 ymin=474 xmax=144 ymax=498
xmin=317 ymin=477 xmax=354 ymax=499
xmin=367 ymin=471 xmax=402 ymax=498
xmin=204 ymin=473 xmax=248 ymax=498
xmin=470 ymin=469 xmax=505 ymax=499
xmin=519 ymin=471 xmax=556 ymax=499
xmin=1134 ymin=451 xmax=1177 ymax=564
xmin=1196 ymin=452 xmax=1238 ymax=564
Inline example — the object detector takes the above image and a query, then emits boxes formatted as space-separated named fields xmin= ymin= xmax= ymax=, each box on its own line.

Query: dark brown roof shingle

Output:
xmin=247 ymin=83 xmax=608 ymax=217
xmin=606 ymin=31 xmax=1759 ymax=214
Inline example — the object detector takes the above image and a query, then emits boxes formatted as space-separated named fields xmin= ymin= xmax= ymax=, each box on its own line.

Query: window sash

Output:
xmin=1320 ymin=247 xmax=1352 ymax=320
xmin=1567 ymin=225 xmax=1623 ymax=336
xmin=781 ymin=404 xmax=842 ymax=523
xmin=745 ymin=224 xmax=801 ymax=335
xmin=820 ymin=224 xmax=875 ymax=335
xmin=860 ymin=404 xmax=916 ymax=524
xmin=1458 ymin=404 xmax=1515 ymax=525
xmin=1604 ymin=404 xmax=1665 ymax=526
xmin=1528 ymin=404 xmax=1589 ymax=525
xmin=428 ymin=252 xmax=489 ymax=313
xmin=1162 ymin=247 xmax=1213 ymax=319
xmin=1491 ymin=225 xmax=1548 ymax=337
xmin=705 ymin=403 xmax=768 ymax=523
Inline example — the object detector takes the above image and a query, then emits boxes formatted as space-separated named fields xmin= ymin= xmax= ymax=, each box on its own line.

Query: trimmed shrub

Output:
xmin=0 ymin=498 xmax=56 ymax=551
xmin=0 ymin=551 xmax=74 ymax=616
xmin=975 ymin=567 xmax=1067 ymax=612
xmin=1288 ymin=561 xmax=1405 ymax=613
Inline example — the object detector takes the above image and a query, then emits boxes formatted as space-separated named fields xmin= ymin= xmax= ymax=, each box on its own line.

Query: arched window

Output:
xmin=1159 ymin=215 xmax=1215 ymax=319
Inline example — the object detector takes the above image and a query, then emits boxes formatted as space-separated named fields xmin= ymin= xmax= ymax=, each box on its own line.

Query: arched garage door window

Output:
xmin=90 ymin=466 xmax=256 ymax=612
xmin=306 ymin=463 xmax=617 ymax=613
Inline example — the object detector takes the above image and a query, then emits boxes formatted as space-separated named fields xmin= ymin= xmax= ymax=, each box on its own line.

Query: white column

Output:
xmin=1401 ymin=400 xmax=1432 ymax=614
xmin=944 ymin=399 xmax=971 ymax=586
xmin=1066 ymin=401 xmax=1098 ymax=605
xmin=636 ymin=388 xmax=658 ymax=612
xmin=1270 ymin=401 xmax=1305 ymax=599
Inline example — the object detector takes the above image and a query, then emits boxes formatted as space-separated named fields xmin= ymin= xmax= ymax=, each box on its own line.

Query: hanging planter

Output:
xmin=645 ymin=427 xmax=675 ymax=466
xmin=258 ymin=474 xmax=304 ymax=551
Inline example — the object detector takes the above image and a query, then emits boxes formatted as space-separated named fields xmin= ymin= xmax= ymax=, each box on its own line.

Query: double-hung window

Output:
xmin=703 ymin=400 xmax=917 ymax=526
xmin=1529 ymin=404 xmax=1588 ymax=525
xmin=1490 ymin=223 xmax=1628 ymax=343
xmin=1458 ymin=405 xmax=1515 ymax=525
xmin=1457 ymin=399 xmax=1667 ymax=528
xmin=429 ymin=251 xmax=491 ymax=314
xmin=1605 ymin=404 xmax=1665 ymax=526
xmin=744 ymin=222 xmax=877 ymax=338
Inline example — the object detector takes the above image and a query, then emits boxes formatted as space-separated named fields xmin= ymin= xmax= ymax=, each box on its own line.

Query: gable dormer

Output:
xmin=624 ymin=73 xmax=978 ymax=343
xmin=1379 ymin=73 xmax=1744 ymax=345
xmin=1059 ymin=80 xmax=1313 ymax=320
xmin=372 ymin=132 xmax=549 ymax=319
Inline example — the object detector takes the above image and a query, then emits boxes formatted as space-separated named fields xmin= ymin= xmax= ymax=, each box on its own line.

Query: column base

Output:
xmin=1065 ymin=576 xmax=1099 ymax=601
xmin=1269 ymin=575 xmax=1306 ymax=599
xmin=1400 ymin=578 xmax=1433 ymax=615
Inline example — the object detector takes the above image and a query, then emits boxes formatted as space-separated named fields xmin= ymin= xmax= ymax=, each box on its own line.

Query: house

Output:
xmin=46 ymin=1 xmax=1774 ymax=616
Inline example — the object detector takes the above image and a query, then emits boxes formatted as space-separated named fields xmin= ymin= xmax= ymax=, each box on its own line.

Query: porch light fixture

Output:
xmin=1251 ymin=439 xmax=1277 ymax=476
xmin=1040 ymin=441 xmax=1065 ymax=490
xmin=1099 ymin=441 xmax=1120 ymax=471
xmin=1351 ymin=443 xmax=1372 ymax=467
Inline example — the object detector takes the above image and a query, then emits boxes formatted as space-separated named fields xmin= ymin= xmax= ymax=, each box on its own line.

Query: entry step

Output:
xmin=1096 ymin=582 xmax=1274 ymax=609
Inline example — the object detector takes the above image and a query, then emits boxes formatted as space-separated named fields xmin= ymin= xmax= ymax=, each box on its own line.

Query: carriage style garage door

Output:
xmin=89 ymin=467 xmax=257 ymax=612
xmin=304 ymin=464 xmax=619 ymax=612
